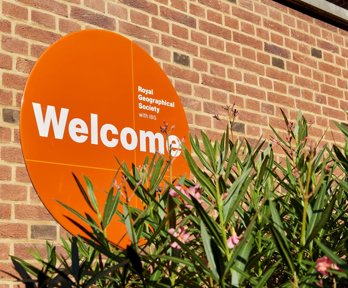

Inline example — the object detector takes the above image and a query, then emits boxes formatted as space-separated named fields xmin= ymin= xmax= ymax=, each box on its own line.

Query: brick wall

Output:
xmin=0 ymin=0 xmax=347 ymax=286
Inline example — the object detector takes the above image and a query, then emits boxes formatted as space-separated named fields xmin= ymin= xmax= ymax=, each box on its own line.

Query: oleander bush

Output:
xmin=8 ymin=110 xmax=348 ymax=287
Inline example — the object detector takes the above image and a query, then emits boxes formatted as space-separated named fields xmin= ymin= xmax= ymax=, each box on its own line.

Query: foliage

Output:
xmin=8 ymin=111 xmax=348 ymax=287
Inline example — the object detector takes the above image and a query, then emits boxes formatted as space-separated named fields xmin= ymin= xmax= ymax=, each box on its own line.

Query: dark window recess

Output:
xmin=276 ymin=0 xmax=348 ymax=31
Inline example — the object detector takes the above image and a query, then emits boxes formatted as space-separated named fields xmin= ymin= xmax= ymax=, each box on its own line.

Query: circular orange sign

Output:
xmin=20 ymin=30 xmax=190 ymax=247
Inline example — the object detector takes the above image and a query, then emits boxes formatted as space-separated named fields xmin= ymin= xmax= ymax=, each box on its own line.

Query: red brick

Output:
xmin=296 ymin=99 xmax=321 ymax=114
xmin=0 ymin=243 xmax=10 ymax=260
xmin=235 ymin=58 xmax=265 ymax=75
xmin=152 ymin=17 xmax=169 ymax=33
xmin=191 ymin=31 xmax=207 ymax=45
xmin=15 ymin=24 xmax=60 ymax=44
xmin=193 ymin=59 xmax=208 ymax=72
xmin=31 ymin=225 xmax=57 ymax=240
xmin=71 ymin=7 xmax=116 ymax=30
xmin=203 ymin=101 xmax=224 ymax=115
xmin=323 ymin=107 xmax=345 ymax=120
xmin=172 ymin=24 xmax=188 ymax=39
xmin=233 ymin=31 xmax=262 ymax=50
xmin=120 ymin=0 xmax=158 ymax=15
xmin=162 ymin=35 xmax=198 ymax=55
xmin=2 ymin=73 xmax=27 ymax=91
xmin=291 ymin=29 xmax=315 ymax=45
xmin=295 ymin=76 xmax=319 ymax=91
xmin=15 ymin=204 xmax=52 ymax=221
xmin=17 ymin=0 xmax=67 ymax=16
xmin=15 ymin=167 xmax=30 ymax=183
xmin=107 ymin=2 xmax=128 ymax=19
xmin=130 ymin=10 xmax=149 ymax=26
xmin=317 ymin=39 xmax=339 ymax=54
xmin=273 ymin=81 xmax=287 ymax=94
xmin=0 ymin=223 xmax=27 ymax=239
xmin=202 ymin=74 xmax=234 ymax=92
xmin=0 ymin=53 xmax=12 ymax=70
xmin=195 ymin=114 xmax=211 ymax=128
xmin=180 ymin=96 xmax=202 ymax=111
xmin=319 ymin=62 xmax=341 ymax=76
xmin=0 ymin=203 xmax=11 ymax=219
xmin=321 ymin=84 xmax=343 ymax=98
xmin=263 ymin=19 xmax=289 ymax=36
xmin=13 ymin=243 xmax=46 ymax=260
xmin=233 ymin=6 xmax=261 ymax=25
xmin=224 ymin=15 xmax=239 ymax=29
xmin=212 ymin=90 xmax=227 ymax=102
xmin=200 ymin=20 xmax=231 ymax=40
xmin=236 ymin=84 xmax=266 ymax=100
xmin=0 ymin=89 xmax=12 ymax=106
xmin=210 ymin=64 xmax=225 ymax=78
xmin=262 ymin=103 xmax=275 ymax=115
xmin=241 ymin=21 xmax=255 ymax=36
xmin=227 ymin=69 xmax=242 ymax=81
xmin=194 ymin=86 xmax=210 ymax=99
xmin=0 ymin=19 xmax=11 ymax=33
xmin=1 ymin=36 xmax=29 ymax=55
xmin=198 ymin=0 xmax=229 ymax=12
xmin=153 ymin=46 xmax=170 ymax=61
xmin=31 ymin=44 xmax=47 ymax=58
xmin=0 ymin=184 xmax=27 ymax=201
xmin=200 ymin=47 xmax=232 ymax=65
xmin=16 ymin=58 xmax=35 ymax=74
xmin=242 ymin=47 xmax=256 ymax=61
xmin=1 ymin=147 xmax=24 ymax=164
xmin=239 ymin=110 xmax=267 ymax=125
xmin=84 ymin=0 xmax=105 ymax=12
xmin=161 ymin=7 xmax=196 ymax=28
xmin=266 ymin=67 xmax=293 ymax=83
xmin=31 ymin=10 xmax=56 ymax=29
xmin=2 ymin=1 xmax=28 ymax=20
xmin=207 ymin=9 xmax=222 ymax=24
xmin=268 ymin=92 xmax=294 ymax=107
xmin=208 ymin=36 xmax=224 ymax=51
xmin=246 ymin=99 xmax=261 ymax=111
xmin=174 ymin=80 xmax=192 ymax=95
xmin=163 ymin=64 xmax=199 ymax=83
xmin=120 ymin=21 xmax=159 ymax=43
xmin=190 ymin=3 xmax=205 ymax=18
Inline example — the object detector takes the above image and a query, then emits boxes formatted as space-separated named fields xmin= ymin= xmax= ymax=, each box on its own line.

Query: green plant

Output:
xmin=8 ymin=111 xmax=348 ymax=287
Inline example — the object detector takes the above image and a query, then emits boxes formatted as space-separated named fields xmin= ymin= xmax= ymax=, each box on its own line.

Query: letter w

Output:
xmin=32 ymin=102 xmax=69 ymax=139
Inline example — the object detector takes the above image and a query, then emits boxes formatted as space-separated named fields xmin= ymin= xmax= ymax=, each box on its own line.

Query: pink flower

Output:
xmin=168 ymin=227 xmax=190 ymax=249
xmin=316 ymin=256 xmax=339 ymax=276
xmin=169 ymin=185 xmax=184 ymax=197
xmin=227 ymin=231 xmax=240 ymax=249
xmin=184 ymin=184 xmax=202 ymax=209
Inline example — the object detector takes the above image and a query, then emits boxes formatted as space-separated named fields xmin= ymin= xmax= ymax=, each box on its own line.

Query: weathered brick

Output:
xmin=120 ymin=0 xmax=158 ymax=14
xmin=0 ymin=53 xmax=12 ymax=70
xmin=2 ymin=73 xmax=27 ymax=91
xmin=1 ymin=36 xmax=29 ymax=55
xmin=272 ymin=57 xmax=284 ymax=69
xmin=161 ymin=7 xmax=196 ymax=28
xmin=17 ymin=0 xmax=67 ymax=16
xmin=107 ymin=2 xmax=128 ymax=19
xmin=311 ymin=48 xmax=322 ymax=58
xmin=31 ymin=225 xmax=57 ymax=240
xmin=120 ymin=21 xmax=159 ymax=43
xmin=2 ymin=1 xmax=28 ymax=20
xmin=15 ymin=24 xmax=60 ymax=44
xmin=200 ymin=20 xmax=231 ymax=40
xmin=198 ymin=0 xmax=229 ymax=13
xmin=16 ymin=57 xmax=35 ymax=74
xmin=130 ymin=10 xmax=149 ymax=26
xmin=31 ymin=10 xmax=56 ymax=29
xmin=202 ymin=74 xmax=234 ymax=92
xmin=71 ymin=7 xmax=116 ymax=30
xmin=2 ymin=108 xmax=20 ymax=124
xmin=233 ymin=6 xmax=261 ymax=25
xmin=163 ymin=64 xmax=199 ymax=83
xmin=15 ymin=204 xmax=53 ymax=221
xmin=264 ymin=43 xmax=290 ymax=59
xmin=162 ymin=35 xmax=198 ymax=55
xmin=84 ymin=0 xmax=105 ymax=12
xmin=174 ymin=52 xmax=190 ymax=66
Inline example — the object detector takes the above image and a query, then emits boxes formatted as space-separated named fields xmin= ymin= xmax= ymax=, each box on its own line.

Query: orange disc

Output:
xmin=20 ymin=30 xmax=190 ymax=247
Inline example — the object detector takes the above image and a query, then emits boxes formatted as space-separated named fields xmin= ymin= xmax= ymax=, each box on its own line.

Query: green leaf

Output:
xmin=191 ymin=197 xmax=224 ymax=249
xmin=183 ymin=145 xmax=216 ymax=197
xmin=201 ymin=221 xmax=219 ymax=281
xmin=123 ymin=204 xmax=137 ymax=244
xmin=72 ymin=173 xmax=95 ymax=213
xmin=315 ymin=240 xmax=346 ymax=265
xmin=270 ymin=226 xmax=295 ymax=273
xmin=254 ymin=260 xmax=281 ymax=288
xmin=71 ymin=237 xmax=79 ymax=282
xmin=102 ymin=187 xmax=120 ymax=229
xmin=84 ymin=176 xmax=99 ymax=214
